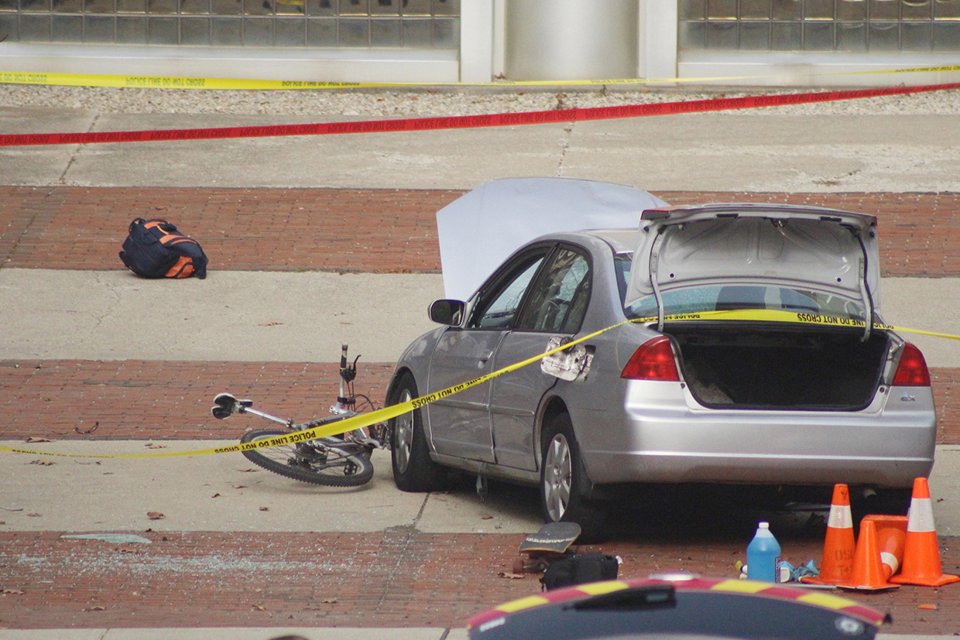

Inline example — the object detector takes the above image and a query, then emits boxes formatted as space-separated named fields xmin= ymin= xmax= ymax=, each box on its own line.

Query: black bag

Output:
xmin=119 ymin=218 xmax=207 ymax=279
xmin=540 ymin=552 xmax=621 ymax=591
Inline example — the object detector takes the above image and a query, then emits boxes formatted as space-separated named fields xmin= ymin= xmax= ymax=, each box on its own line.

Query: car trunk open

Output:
xmin=667 ymin=323 xmax=890 ymax=410
xmin=625 ymin=205 xmax=883 ymax=331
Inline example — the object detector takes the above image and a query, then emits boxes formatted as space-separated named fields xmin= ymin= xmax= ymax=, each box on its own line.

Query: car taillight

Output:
xmin=892 ymin=342 xmax=931 ymax=387
xmin=621 ymin=336 xmax=680 ymax=381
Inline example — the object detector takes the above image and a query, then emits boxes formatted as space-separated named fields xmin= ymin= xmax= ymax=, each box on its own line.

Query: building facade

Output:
xmin=1 ymin=0 xmax=958 ymax=86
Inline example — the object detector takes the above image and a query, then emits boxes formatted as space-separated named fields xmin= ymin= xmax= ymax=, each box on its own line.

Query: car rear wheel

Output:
xmin=390 ymin=371 xmax=446 ymax=492
xmin=540 ymin=413 xmax=607 ymax=541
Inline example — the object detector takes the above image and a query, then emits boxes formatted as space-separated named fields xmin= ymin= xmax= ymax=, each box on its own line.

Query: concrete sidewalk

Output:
xmin=2 ymin=444 xmax=959 ymax=536
xmin=2 ymin=109 xmax=959 ymax=193
xmin=2 ymin=270 xmax=960 ymax=366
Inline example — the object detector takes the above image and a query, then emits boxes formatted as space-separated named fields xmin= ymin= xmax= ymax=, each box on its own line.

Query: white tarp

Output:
xmin=436 ymin=177 xmax=668 ymax=300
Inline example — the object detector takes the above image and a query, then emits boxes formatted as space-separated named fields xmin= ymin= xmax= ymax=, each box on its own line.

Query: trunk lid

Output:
xmin=625 ymin=204 xmax=881 ymax=332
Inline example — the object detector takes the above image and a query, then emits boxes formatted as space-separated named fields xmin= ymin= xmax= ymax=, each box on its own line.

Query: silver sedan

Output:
xmin=385 ymin=182 xmax=936 ymax=539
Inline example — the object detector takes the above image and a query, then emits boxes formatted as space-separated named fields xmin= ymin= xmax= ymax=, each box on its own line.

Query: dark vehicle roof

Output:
xmin=467 ymin=576 xmax=888 ymax=640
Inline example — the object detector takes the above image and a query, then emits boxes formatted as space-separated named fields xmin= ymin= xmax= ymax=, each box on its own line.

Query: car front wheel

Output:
xmin=540 ymin=413 xmax=607 ymax=541
xmin=390 ymin=371 xmax=446 ymax=492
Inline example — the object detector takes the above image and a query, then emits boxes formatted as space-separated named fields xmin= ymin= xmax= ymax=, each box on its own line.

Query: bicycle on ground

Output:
xmin=210 ymin=344 xmax=388 ymax=487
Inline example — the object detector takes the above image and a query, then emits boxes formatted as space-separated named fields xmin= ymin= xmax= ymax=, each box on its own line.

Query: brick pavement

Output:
xmin=1 ymin=359 xmax=959 ymax=445
xmin=2 ymin=527 xmax=959 ymax=633
xmin=2 ymin=187 xmax=960 ymax=276
xmin=4 ymin=185 xmax=960 ymax=635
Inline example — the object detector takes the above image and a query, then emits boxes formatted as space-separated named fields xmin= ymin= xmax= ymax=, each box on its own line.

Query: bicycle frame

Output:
xmin=210 ymin=344 xmax=386 ymax=448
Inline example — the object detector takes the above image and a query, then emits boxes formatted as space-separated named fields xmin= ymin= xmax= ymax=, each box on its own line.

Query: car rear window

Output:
xmin=615 ymin=255 xmax=867 ymax=321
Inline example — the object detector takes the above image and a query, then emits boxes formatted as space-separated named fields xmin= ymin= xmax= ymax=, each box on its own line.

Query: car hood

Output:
xmin=436 ymin=177 xmax=667 ymax=301
xmin=625 ymin=203 xmax=881 ymax=316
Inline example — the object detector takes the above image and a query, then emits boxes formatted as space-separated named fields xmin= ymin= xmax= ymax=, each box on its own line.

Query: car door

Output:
xmin=426 ymin=246 xmax=551 ymax=463
xmin=489 ymin=245 xmax=593 ymax=470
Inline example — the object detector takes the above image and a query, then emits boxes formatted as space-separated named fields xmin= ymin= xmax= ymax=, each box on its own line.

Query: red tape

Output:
xmin=3 ymin=83 xmax=958 ymax=146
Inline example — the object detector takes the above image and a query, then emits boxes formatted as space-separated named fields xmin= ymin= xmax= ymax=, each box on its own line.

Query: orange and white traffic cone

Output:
xmin=802 ymin=483 xmax=856 ymax=586
xmin=862 ymin=515 xmax=907 ymax=579
xmin=839 ymin=520 xmax=900 ymax=591
xmin=890 ymin=477 xmax=960 ymax=587
xmin=878 ymin=526 xmax=906 ymax=580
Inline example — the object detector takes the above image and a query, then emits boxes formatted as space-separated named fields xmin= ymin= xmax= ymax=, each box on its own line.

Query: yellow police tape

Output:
xmin=0 ymin=308 xmax=957 ymax=460
xmin=2 ymin=64 xmax=959 ymax=91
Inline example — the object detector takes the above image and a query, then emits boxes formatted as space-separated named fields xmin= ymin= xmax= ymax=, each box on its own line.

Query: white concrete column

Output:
xmin=504 ymin=0 xmax=638 ymax=81
xmin=639 ymin=0 xmax=678 ymax=82
xmin=460 ymin=0 xmax=496 ymax=83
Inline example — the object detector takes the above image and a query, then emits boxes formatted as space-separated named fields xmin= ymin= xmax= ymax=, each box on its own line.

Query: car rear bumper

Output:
xmin=585 ymin=449 xmax=934 ymax=487
xmin=578 ymin=382 xmax=937 ymax=488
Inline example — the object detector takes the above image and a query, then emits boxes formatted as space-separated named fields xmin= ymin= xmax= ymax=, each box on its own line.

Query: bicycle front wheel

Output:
xmin=240 ymin=428 xmax=374 ymax=487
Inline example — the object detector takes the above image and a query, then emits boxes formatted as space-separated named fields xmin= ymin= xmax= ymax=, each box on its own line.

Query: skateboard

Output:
xmin=513 ymin=521 xmax=582 ymax=573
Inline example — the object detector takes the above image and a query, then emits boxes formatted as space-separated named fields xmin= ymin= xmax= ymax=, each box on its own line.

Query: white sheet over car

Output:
xmin=436 ymin=177 xmax=668 ymax=300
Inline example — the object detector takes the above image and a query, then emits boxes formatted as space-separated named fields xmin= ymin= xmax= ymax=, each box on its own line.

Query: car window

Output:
xmin=470 ymin=253 xmax=547 ymax=330
xmin=516 ymin=247 xmax=592 ymax=333
xmin=617 ymin=255 xmax=866 ymax=320
xmin=625 ymin=286 xmax=865 ymax=320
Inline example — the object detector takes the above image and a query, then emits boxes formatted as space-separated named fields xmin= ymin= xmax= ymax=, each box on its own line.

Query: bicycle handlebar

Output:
xmin=211 ymin=344 xmax=385 ymax=446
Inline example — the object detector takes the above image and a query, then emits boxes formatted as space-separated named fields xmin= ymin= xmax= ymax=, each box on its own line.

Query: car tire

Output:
xmin=390 ymin=371 xmax=446 ymax=493
xmin=540 ymin=412 xmax=608 ymax=542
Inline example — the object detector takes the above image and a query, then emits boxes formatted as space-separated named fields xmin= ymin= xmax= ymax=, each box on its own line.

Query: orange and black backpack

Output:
xmin=119 ymin=218 xmax=208 ymax=279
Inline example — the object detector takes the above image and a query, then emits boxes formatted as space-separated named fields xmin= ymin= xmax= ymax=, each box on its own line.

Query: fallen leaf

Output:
xmin=30 ymin=460 xmax=54 ymax=466
xmin=498 ymin=571 xmax=525 ymax=580
xmin=258 ymin=321 xmax=283 ymax=327
xmin=25 ymin=437 xmax=52 ymax=443
xmin=480 ymin=515 xmax=494 ymax=520
xmin=1 ymin=588 xmax=24 ymax=595
xmin=145 ymin=443 xmax=166 ymax=449
xmin=252 ymin=604 xmax=267 ymax=611
xmin=918 ymin=603 xmax=939 ymax=611
xmin=259 ymin=506 xmax=269 ymax=512
xmin=211 ymin=493 xmax=221 ymax=498
xmin=238 ymin=468 xmax=258 ymax=473
xmin=320 ymin=597 xmax=338 ymax=604
xmin=26 ymin=513 xmax=41 ymax=518
xmin=146 ymin=512 xmax=165 ymax=520
xmin=84 ymin=605 xmax=105 ymax=612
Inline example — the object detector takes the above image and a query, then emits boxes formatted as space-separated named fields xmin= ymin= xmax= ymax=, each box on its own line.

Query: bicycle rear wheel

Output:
xmin=240 ymin=428 xmax=374 ymax=487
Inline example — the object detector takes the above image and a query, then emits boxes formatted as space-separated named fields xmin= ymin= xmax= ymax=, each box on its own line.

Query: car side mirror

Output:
xmin=429 ymin=299 xmax=465 ymax=326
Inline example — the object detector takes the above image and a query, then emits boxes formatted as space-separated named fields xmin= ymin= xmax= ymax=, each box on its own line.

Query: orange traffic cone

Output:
xmin=862 ymin=515 xmax=907 ymax=579
xmin=890 ymin=477 xmax=960 ymax=587
xmin=802 ymin=483 xmax=856 ymax=586
xmin=838 ymin=520 xmax=899 ymax=591
xmin=878 ymin=526 xmax=906 ymax=580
